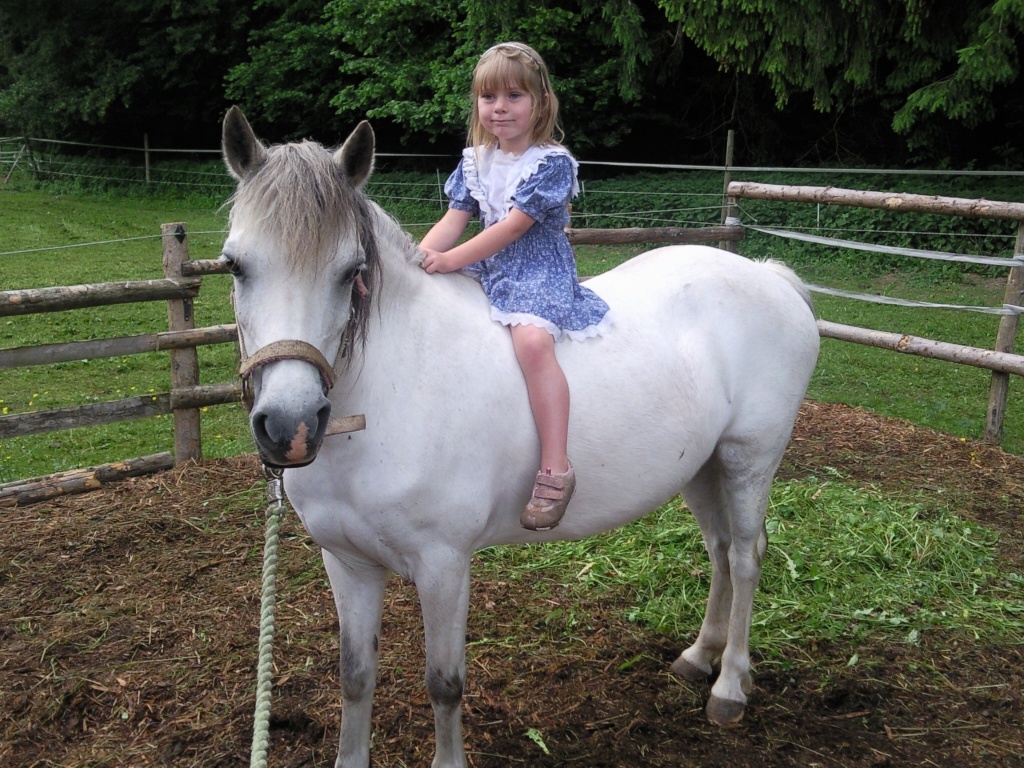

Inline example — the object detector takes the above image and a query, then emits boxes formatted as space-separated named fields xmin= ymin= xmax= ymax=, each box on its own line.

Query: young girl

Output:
xmin=419 ymin=42 xmax=612 ymax=531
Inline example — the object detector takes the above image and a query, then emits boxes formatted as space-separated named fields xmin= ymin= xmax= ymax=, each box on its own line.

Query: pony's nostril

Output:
xmin=250 ymin=412 xmax=271 ymax=444
xmin=316 ymin=401 xmax=332 ymax=433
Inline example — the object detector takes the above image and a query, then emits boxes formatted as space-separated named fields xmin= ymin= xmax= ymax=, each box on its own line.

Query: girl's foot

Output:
xmin=521 ymin=462 xmax=575 ymax=531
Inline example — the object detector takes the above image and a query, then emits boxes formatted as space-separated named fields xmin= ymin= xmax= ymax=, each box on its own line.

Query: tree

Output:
xmin=322 ymin=0 xmax=656 ymax=152
xmin=224 ymin=0 xmax=344 ymax=140
xmin=657 ymin=0 xmax=1024 ymax=159
xmin=1 ymin=0 xmax=1019 ymax=165
xmin=893 ymin=1 xmax=1024 ymax=145
xmin=0 ymin=0 xmax=253 ymax=144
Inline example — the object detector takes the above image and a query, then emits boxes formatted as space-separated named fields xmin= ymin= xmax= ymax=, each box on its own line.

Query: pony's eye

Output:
xmin=220 ymin=254 xmax=243 ymax=277
xmin=343 ymin=263 xmax=366 ymax=284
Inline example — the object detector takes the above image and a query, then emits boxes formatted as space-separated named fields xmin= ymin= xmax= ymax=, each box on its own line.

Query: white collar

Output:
xmin=461 ymin=145 xmax=578 ymax=226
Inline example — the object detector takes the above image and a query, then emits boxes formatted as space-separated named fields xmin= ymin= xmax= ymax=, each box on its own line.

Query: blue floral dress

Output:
xmin=445 ymin=144 xmax=612 ymax=341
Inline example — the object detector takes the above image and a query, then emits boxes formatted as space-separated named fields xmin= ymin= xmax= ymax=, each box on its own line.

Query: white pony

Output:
xmin=221 ymin=106 xmax=819 ymax=768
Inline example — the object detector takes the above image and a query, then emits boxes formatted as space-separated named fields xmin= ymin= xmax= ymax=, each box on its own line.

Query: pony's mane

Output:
xmin=366 ymin=202 xmax=423 ymax=266
xmin=228 ymin=140 xmax=363 ymax=269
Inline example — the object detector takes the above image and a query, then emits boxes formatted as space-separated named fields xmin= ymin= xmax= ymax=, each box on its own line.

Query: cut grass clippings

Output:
xmin=478 ymin=473 xmax=1024 ymax=659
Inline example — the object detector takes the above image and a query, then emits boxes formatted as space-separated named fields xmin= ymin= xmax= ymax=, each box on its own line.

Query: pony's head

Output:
xmin=222 ymin=106 xmax=379 ymax=467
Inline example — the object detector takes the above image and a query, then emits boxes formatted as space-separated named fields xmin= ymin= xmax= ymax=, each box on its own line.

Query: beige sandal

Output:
xmin=521 ymin=462 xmax=576 ymax=531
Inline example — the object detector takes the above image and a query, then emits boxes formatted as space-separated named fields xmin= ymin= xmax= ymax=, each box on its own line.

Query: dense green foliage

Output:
xmin=0 ymin=0 xmax=255 ymax=146
xmin=1 ymin=1 xmax=1022 ymax=165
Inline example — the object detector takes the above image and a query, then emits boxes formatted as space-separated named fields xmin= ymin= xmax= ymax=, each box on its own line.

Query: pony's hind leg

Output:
xmin=674 ymin=457 xmax=732 ymax=681
xmin=675 ymin=441 xmax=775 ymax=726
xmin=322 ymin=549 xmax=389 ymax=768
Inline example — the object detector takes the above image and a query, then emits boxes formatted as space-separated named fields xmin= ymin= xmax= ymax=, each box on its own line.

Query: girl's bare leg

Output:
xmin=510 ymin=324 xmax=569 ymax=473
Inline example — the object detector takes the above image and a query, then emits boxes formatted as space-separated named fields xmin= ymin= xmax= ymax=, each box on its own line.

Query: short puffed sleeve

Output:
xmin=444 ymin=161 xmax=479 ymax=215
xmin=511 ymin=155 xmax=575 ymax=224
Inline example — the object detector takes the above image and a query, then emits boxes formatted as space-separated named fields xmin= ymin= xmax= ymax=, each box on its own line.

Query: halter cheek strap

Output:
xmin=232 ymin=287 xmax=334 ymax=411
xmin=236 ymin=329 xmax=365 ymax=438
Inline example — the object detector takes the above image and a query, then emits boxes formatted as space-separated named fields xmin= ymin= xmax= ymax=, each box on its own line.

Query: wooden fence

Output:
xmin=3 ymin=186 xmax=1024 ymax=502
xmin=0 ymin=224 xmax=238 ymax=504
xmin=728 ymin=182 xmax=1024 ymax=444
xmin=0 ymin=221 xmax=740 ymax=504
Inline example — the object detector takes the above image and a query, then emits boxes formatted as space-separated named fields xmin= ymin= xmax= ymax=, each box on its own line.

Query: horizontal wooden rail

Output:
xmin=566 ymin=225 xmax=742 ymax=245
xmin=169 ymin=382 xmax=240 ymax=410
xmin=0 ymin=278 xmax=201 ymax=317
xmin=182 ymin=259 xmax=230 ymax=277
xmin=0 ymin=324 xmax=237 ymax=369
xmin=817 ymin=320 xmax=1024 ymax=376
xmin=0 ymin=453 xmax=175 ymax=507
xmin=0 ymin=382 xmax=241 ymax=439
xmin=728 ymin=182 xmax=1024 ymax=222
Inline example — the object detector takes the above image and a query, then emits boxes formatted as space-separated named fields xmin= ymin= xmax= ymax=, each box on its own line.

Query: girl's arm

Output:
xmin=421 ymin=208 xmax=535 ymax=274
xmin=420 ymin=208 xmax=473 ymax=252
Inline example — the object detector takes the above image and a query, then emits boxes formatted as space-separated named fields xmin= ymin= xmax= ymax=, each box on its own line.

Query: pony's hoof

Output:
xmin=670 ymin=656 xmax=712 ymax=681
xmin=706 ymin=695 xmax=746 ymax=727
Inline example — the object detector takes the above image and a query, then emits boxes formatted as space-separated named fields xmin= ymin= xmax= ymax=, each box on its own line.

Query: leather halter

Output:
xmin=233 ymin=289 xmax=365 ymax=438
xmin=238 ymin=337 xmax=338 ymax=412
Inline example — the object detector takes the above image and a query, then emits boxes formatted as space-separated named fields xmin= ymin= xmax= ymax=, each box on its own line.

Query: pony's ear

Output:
xmin=335 ymin=121 xmax=375 ymax=189
xmin=222 ymin=106 xmax=268 ymax=180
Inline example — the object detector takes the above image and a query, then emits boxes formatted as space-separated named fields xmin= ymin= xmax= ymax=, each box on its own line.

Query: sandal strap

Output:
xmin=533 ymin=472 xmax=566 ymax=491
xmin=531 ymin=485 xmax=565 ymax=501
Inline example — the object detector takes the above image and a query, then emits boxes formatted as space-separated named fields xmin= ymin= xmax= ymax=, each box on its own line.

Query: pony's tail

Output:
xmin=758 ymin=258 xmax=815 ymax=315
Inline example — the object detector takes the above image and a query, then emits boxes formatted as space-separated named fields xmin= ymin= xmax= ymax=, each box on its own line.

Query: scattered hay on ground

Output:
xmin=2 ymin=402 xmax=1022 ymax=767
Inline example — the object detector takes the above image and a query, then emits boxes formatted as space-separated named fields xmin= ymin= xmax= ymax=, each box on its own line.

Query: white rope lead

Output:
xmin=250 ymin=466 xmax=284 ymax=768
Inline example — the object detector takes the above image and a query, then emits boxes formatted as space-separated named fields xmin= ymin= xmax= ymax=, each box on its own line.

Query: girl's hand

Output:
xmin=420 ymin=247 xmax=456 ymax=274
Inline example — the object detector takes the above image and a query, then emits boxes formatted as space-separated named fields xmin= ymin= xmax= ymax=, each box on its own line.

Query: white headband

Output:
xmin=485 ymin=42 xmax=544 ymax=70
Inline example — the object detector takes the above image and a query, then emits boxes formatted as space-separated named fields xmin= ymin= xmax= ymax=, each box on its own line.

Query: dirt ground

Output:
xmin=2 ymin=401 xmax=1023 ymax=767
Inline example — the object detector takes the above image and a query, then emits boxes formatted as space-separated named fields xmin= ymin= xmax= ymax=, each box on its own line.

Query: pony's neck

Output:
xmin=362 ymin=200 xmax=484 ymax=325
xmin=367 ymin=201 xmax=423 ymax=272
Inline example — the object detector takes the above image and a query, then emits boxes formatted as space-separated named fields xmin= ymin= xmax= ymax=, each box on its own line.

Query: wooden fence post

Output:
xmin=984 ymin=221 xmax=1024 ymax=444
xmin=719 ymin=129 xmax=737 ymax=252
xmin=162 ymin=222 xmax=202 ymax=463
xmin=22 ymin=136 xmax=40 ymax=181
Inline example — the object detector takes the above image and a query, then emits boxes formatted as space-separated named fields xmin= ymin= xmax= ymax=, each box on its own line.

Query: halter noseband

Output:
xmin=233 ymin=292 xmax=365 ymax=443
xmin=238 ymin=338 xmax=338 ymax=410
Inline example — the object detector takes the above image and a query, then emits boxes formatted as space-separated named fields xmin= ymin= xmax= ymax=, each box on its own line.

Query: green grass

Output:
xmin=478 ymin=473 xmax=1024 ymax=653
xmin=0 ymin=187 xmax=242 ymax=481
xmin=2 ymin=168 xmax=1024 ymax=481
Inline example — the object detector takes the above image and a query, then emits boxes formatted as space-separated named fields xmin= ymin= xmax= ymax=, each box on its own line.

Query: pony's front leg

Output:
xmin=321 ymin=549 xmax=389 ymax=768
xmin=415 ymin=549 xmax=472 ymax=768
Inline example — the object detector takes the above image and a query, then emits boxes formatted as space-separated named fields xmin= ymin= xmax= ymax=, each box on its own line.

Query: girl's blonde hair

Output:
xmin=467 ymin=42 xmax=564 ymax=149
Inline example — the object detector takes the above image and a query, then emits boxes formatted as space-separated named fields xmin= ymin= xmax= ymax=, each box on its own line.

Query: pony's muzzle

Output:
xmin=249 ymin=393 xmax=332 ymax=467
xmin=243 ymin=357 xmax=334 ymax=467
xmin=237 ymin=339 xmax=340 ymax=467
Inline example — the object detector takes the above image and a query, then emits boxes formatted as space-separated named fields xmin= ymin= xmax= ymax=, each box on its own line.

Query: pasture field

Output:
xmin=2 ymin=169 xmax=1024 ymax=484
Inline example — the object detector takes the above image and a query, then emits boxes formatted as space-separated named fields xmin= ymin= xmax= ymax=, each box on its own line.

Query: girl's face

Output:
xmin=476 ymin=83 xmax=536 ymax=155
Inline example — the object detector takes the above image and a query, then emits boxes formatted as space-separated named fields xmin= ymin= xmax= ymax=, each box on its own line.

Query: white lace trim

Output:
xmin=461 ymin=145 xmax=579 ymax=227
xmin=490 ymin=307 xmax=615 ymax=343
